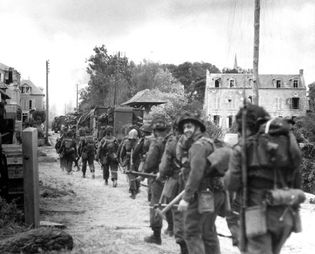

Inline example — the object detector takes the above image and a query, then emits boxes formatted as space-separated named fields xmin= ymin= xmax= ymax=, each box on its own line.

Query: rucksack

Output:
xmin=247 ymin=118 xmax=301 ymax=170
xmin=84 ymin=136 xmax=95 ymax=154
xmin=195 ymin=137 xmax=231 ymax=177
xmin=63 ymin=138 xmax=74 ymax=155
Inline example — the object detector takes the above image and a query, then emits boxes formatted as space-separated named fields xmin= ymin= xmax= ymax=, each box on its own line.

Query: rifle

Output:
xmin=125 ymin=171 xmax=157 ymax=179
xmin=240 ymin=88 xmax=248 ymax=253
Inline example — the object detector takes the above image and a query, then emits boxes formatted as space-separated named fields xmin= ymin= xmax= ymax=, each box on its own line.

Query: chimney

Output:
xmin=299 ymin=69 xmax=304 ymax=76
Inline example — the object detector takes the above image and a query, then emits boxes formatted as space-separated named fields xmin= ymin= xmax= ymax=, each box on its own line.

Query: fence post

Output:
xmin=22 ymin=127 xmax=39 ymax=227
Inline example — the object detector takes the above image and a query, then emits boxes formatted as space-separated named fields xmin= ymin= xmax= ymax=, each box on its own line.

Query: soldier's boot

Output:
xmin=144 ymin=229 xmax=162 ymax=245
xmin=113 ymin=179 xmax=117 ymax=187
xmin=82 ymin=174 xmax=86 ymax=178
xmin=164 ymin=227 xmax=174 ymax=237
xmin=104 ymin=179 xmax=108 ymax=185
xmin=92 ymin=173 xmax=95 ymax=179
xmin=130 ymin=190 xmax=136 ymax=199
xmin=178 ymin=241 xmax=188 ymax=254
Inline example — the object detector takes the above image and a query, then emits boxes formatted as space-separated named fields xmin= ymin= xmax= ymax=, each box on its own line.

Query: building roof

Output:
xmin=208 ymin=73 xmax=305 ymax=89
xmin=0 ymin=62 xmax=10 ymax=71
xmin=20 ymin=79 xmax=45 ymax=95
xmin=121 ymin=89 xmax=166 ymax=107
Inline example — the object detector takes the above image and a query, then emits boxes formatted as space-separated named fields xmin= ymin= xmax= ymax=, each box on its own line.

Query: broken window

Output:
xmin=229 ymin=79 xmax=235 ymax=88
xmin=29 ymin=100 xmax=33 ymax=110
xmin=293 ymin=80 xmax=299 ymax=88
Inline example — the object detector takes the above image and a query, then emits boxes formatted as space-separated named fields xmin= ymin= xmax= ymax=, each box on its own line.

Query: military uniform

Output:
xmin=159 ymin=133 xmax=189 ymax=253
xmin=55 ymin=134 xmax=65 ymax=170
xmin=142 ymin=136 xmax=167 ymax=244
xmin=78 ymin=135 xmax=96 ymax=178
xmin=183 ymin=133 xmax=224 ymax=254
xmin=59 ymin=132 xmax=77 ymax=174
xmin=225 ymin=141 xmax=302 ymax=254
xmin=98 ymin=129 xmax=119 ymax=186
xmin=176 ymin=113 xmax=225 ymax=254
xmin=224 ymin=104 xmax=303 ymax=254
xmin=120 ymin=136 xmax=139 ymax=197
xmin=143 ymin=115 xmax=171 ymax=245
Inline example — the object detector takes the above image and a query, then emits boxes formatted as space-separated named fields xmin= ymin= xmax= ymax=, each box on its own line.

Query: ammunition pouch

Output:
xmin=245 ymin=205 xmax=267 ymax=238
xmin=265 ymin=188 xmax=305 ymax=206
xmin=198 ymin=189 xmax=215 ymax=214
xmin=81 ymin=152 xmax=88 ymax=160
xmin=293 ymin=210 xmax=302 ymax=233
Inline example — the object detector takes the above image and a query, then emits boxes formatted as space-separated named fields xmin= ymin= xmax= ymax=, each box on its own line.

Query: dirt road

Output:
xmin=38 ymin=136 xmax=314 ymax=254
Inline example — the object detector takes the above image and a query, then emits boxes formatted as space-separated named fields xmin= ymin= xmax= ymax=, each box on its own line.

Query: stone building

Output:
xmin=20 ymin=79 xmax=45 ymax=122
xmin=204 ymin=69 xmax=307 ymax=129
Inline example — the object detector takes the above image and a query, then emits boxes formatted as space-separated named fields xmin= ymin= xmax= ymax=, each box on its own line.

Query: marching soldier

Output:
xmin=78 ymin=131 xmax=96 ymax=178
xmin=177 ymin=113 xmax=225 ymax=254
xmin=224 ymin=104 xmax=303 ymax=254
xmin=119 ymin=128 xmax=139 ymax=198
xmin=158 ymin=117 xmax=188 ymax=253
xmin=143 ymin=115 xmax=171 ymax=245
xmin=59 ymin=130 xmax=77 ymax=174
xmin=97 ymin=126 xmax=119 ymax=187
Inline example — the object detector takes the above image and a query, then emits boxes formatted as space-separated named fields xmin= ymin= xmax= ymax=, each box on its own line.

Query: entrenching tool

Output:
xmin=125 ymin=171 xmax=157 ymax=179
xmin=154 ymin=190 xmax=185 ymax=220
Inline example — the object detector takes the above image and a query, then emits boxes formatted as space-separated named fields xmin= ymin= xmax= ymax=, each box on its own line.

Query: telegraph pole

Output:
xmin=76 ymin=83 xmax=78 ymax=111
xmin=45 ymin=60 xmax=49 ymax=145
xmin=252 ymin=0 xmax=260 ymax=105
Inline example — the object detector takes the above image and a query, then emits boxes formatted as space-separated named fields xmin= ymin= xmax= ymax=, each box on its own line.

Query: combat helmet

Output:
xmin=140 ymin=124 xmax=152 ymax=134
xmin=105 ymin=125 xmax=113 ymax=133
xmin=128 ymin=129 xmax=138 ymax=139
xmin=151 ymin=114 xmax=168 ymax=131
xmin=177 ymin=112 xmax=206 ymax=134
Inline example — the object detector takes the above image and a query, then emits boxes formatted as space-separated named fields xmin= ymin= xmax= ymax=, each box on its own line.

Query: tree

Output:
xmin=167 ymin=62 xmax=220 ymax=102
xmin=308 ymin=82 xmax=315 ymax=112
xmin=130 ymin=60 xmax=161 ymax=95
xmin=83 ymin=45 xmax=134 ymax=108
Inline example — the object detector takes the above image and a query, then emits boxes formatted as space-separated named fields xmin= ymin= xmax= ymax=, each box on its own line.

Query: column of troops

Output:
xmin=54 ymin=103 xmax=305 ymax=254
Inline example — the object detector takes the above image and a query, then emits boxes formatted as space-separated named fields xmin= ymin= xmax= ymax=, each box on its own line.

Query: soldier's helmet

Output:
xmin=177 ymin=112 xmax=206 ymax=134
xmin=140 ymin=124 xmax=152 ymax=134
xmin=151 ymin=114 xmax=168 ymax=131
xmin=105 ymin=125 xmax=113 ymax=133
xmin=128 ymin=129 xmax=138 ymax=140
xmin=235 ymin=103 xmax=270 ymax=133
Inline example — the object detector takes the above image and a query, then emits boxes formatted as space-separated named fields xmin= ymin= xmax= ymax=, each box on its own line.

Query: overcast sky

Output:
xmin=1 ymin=0 xmax=314 ymax=114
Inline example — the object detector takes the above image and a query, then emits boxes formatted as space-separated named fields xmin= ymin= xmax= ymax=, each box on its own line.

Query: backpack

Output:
xmin=195 ymin=137 xmax=231 ymax=177
xmin=247 ymin=118 xmax=301 ymax=171
xmin=63 ymin=138 xmax=74 ymax=155
xmin=85 ymin=136 xmax=95 ymax=154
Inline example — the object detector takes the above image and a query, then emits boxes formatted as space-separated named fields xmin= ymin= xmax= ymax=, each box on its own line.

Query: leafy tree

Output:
xmin=130 ymin=60 xmax=161 ymax=95
xmin=84 ymin=45 xmax=134 ymax=108
xmin=167 ymin=62 xmax=220 ymax=102
xmin=308 ymin=82 xmax=315 ymax=112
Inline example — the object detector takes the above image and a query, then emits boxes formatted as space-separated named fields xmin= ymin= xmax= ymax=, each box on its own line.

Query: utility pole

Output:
xmin=76 ymin=83 xmax=78 ymax=111
xmin=45 ymin=60 xmax=50 ymax=145
xmin=252 ymin=0 xmax=260 ymax=105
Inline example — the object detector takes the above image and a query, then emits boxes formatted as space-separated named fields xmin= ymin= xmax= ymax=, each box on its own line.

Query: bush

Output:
xmin=0 ymin=197 xmax=24 ymax=227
